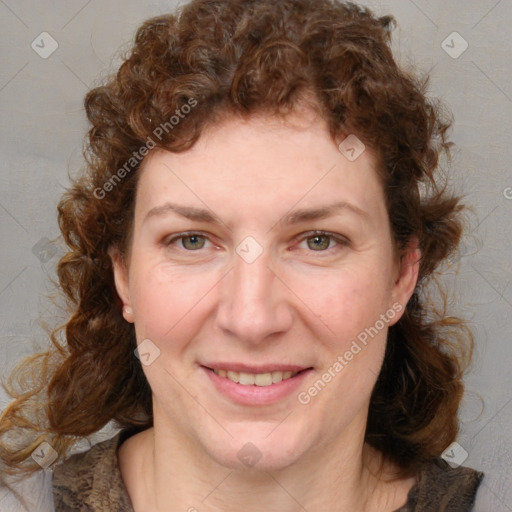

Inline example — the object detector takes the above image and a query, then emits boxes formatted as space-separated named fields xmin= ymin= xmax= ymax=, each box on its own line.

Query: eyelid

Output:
xmin=163 ymin=231 xmax=215 ymax=249
xmin=163 ymin=230 xmax=350 ymax=254
xmin=292 ymin=230 xmax=350 ymax=253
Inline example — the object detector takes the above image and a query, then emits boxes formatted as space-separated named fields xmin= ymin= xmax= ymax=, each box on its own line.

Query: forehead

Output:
xmin=134 ymin=112 xmax=385 ymax=228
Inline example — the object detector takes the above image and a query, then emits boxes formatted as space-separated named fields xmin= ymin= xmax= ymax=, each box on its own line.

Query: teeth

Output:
xmin=254 ymin=373 xmax=272 ymax=386
xmin=239 ymin=372 xmax=255 ymax=385
xmin=227 ymin=371 xmax=239 ymax=383
xmin=213 ymin=369 xmax=299 ymax=386
xmin=272 ymin=371 xmax=283 ymax=384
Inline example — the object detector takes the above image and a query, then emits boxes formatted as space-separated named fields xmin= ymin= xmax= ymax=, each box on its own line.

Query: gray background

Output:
xmin=0 ymin=0 xmax=511 ymax=510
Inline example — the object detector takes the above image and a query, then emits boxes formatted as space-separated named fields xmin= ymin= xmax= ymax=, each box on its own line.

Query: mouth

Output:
xmin=203 ymin=366 xmax=311 ymax=387
xmin=200 ymin=363 xmax=314 ymax=405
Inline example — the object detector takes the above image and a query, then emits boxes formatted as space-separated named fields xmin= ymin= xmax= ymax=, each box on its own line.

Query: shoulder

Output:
xmin=399 ymin=457 xmax=484 ymax=512
xmin=1 ymin=470 xmax=55 ymax=512
xmin=52 ymin=431 xmax=135 ymax=512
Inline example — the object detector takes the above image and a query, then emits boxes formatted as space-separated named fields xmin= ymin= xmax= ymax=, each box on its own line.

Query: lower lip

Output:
xmin=202 ymin=366 xmax=313 ymax=406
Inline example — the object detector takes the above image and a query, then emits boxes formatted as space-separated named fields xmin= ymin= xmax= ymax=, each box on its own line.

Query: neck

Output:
xmin=121 ymin=411 xmax=402 ymax=512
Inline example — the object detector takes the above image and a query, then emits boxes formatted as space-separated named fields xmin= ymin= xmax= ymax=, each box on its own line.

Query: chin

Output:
xmin=201 ymin=428 xmax=309 ymax=472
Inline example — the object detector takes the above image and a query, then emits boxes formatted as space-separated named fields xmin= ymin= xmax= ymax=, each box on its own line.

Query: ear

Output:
xmin=388 ymin=238 xmax=421 ymax=326
xmin=109 ymin=246 xmax=134 ymax=323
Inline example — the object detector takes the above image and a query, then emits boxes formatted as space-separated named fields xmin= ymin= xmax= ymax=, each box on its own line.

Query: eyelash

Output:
xmin=162 ymin=230 xmax=349 ymax=255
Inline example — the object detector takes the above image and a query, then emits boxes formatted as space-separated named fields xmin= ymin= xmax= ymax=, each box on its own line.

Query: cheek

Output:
xmin=298 ymin=267 xmax=394 ymax=411
xmin=292 ymin=265 xmax=394 ymax=343
xmin=129 ymin=262 xmax=216 ymax=343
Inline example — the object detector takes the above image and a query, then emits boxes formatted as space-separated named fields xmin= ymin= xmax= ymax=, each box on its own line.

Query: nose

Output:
xmin=215 ymin=247 xmax=293 ymax=345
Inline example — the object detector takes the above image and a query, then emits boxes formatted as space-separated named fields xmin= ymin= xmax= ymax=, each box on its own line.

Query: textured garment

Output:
xmin=52 ymin=432 xmax=484 ymax=512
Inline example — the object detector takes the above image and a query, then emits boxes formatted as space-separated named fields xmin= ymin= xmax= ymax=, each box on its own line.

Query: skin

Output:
xmin=112 ymin=105 xmax=420 ymax=512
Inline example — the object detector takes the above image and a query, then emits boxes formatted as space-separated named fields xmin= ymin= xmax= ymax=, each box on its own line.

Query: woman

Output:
xmin=0 ymin=0 xmax=484 ymax=510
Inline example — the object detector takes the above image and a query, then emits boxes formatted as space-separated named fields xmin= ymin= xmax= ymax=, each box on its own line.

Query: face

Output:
xmin=112 ymin=107 xmax=419 ymax=471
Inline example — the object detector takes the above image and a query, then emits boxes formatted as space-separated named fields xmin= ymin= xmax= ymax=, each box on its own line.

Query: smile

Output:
xmin=201 ymin=364 xmax=313 ymax=405
xmin=211 ymin=369 xmax=300 ymax=386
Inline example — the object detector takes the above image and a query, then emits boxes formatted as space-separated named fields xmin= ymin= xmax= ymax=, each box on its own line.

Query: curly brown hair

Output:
xmin=1 ymin=0 xmax=472 ymax=480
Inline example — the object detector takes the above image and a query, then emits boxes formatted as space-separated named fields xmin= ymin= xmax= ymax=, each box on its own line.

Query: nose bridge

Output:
xmin=216 ymin=247 xmax=291 ymax=343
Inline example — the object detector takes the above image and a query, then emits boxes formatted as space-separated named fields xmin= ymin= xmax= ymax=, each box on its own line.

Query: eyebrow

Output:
xmin=144 ymin=203 xmax=223 ymax=225
xmin=280 ymin=201 xmax=368 ymax=225
xmin=143 ymin=200 xmax=368 ymax=227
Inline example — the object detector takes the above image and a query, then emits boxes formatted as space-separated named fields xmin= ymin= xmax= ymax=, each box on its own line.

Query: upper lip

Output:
xmin=202 ymin=363 xmax=312 ymax=374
